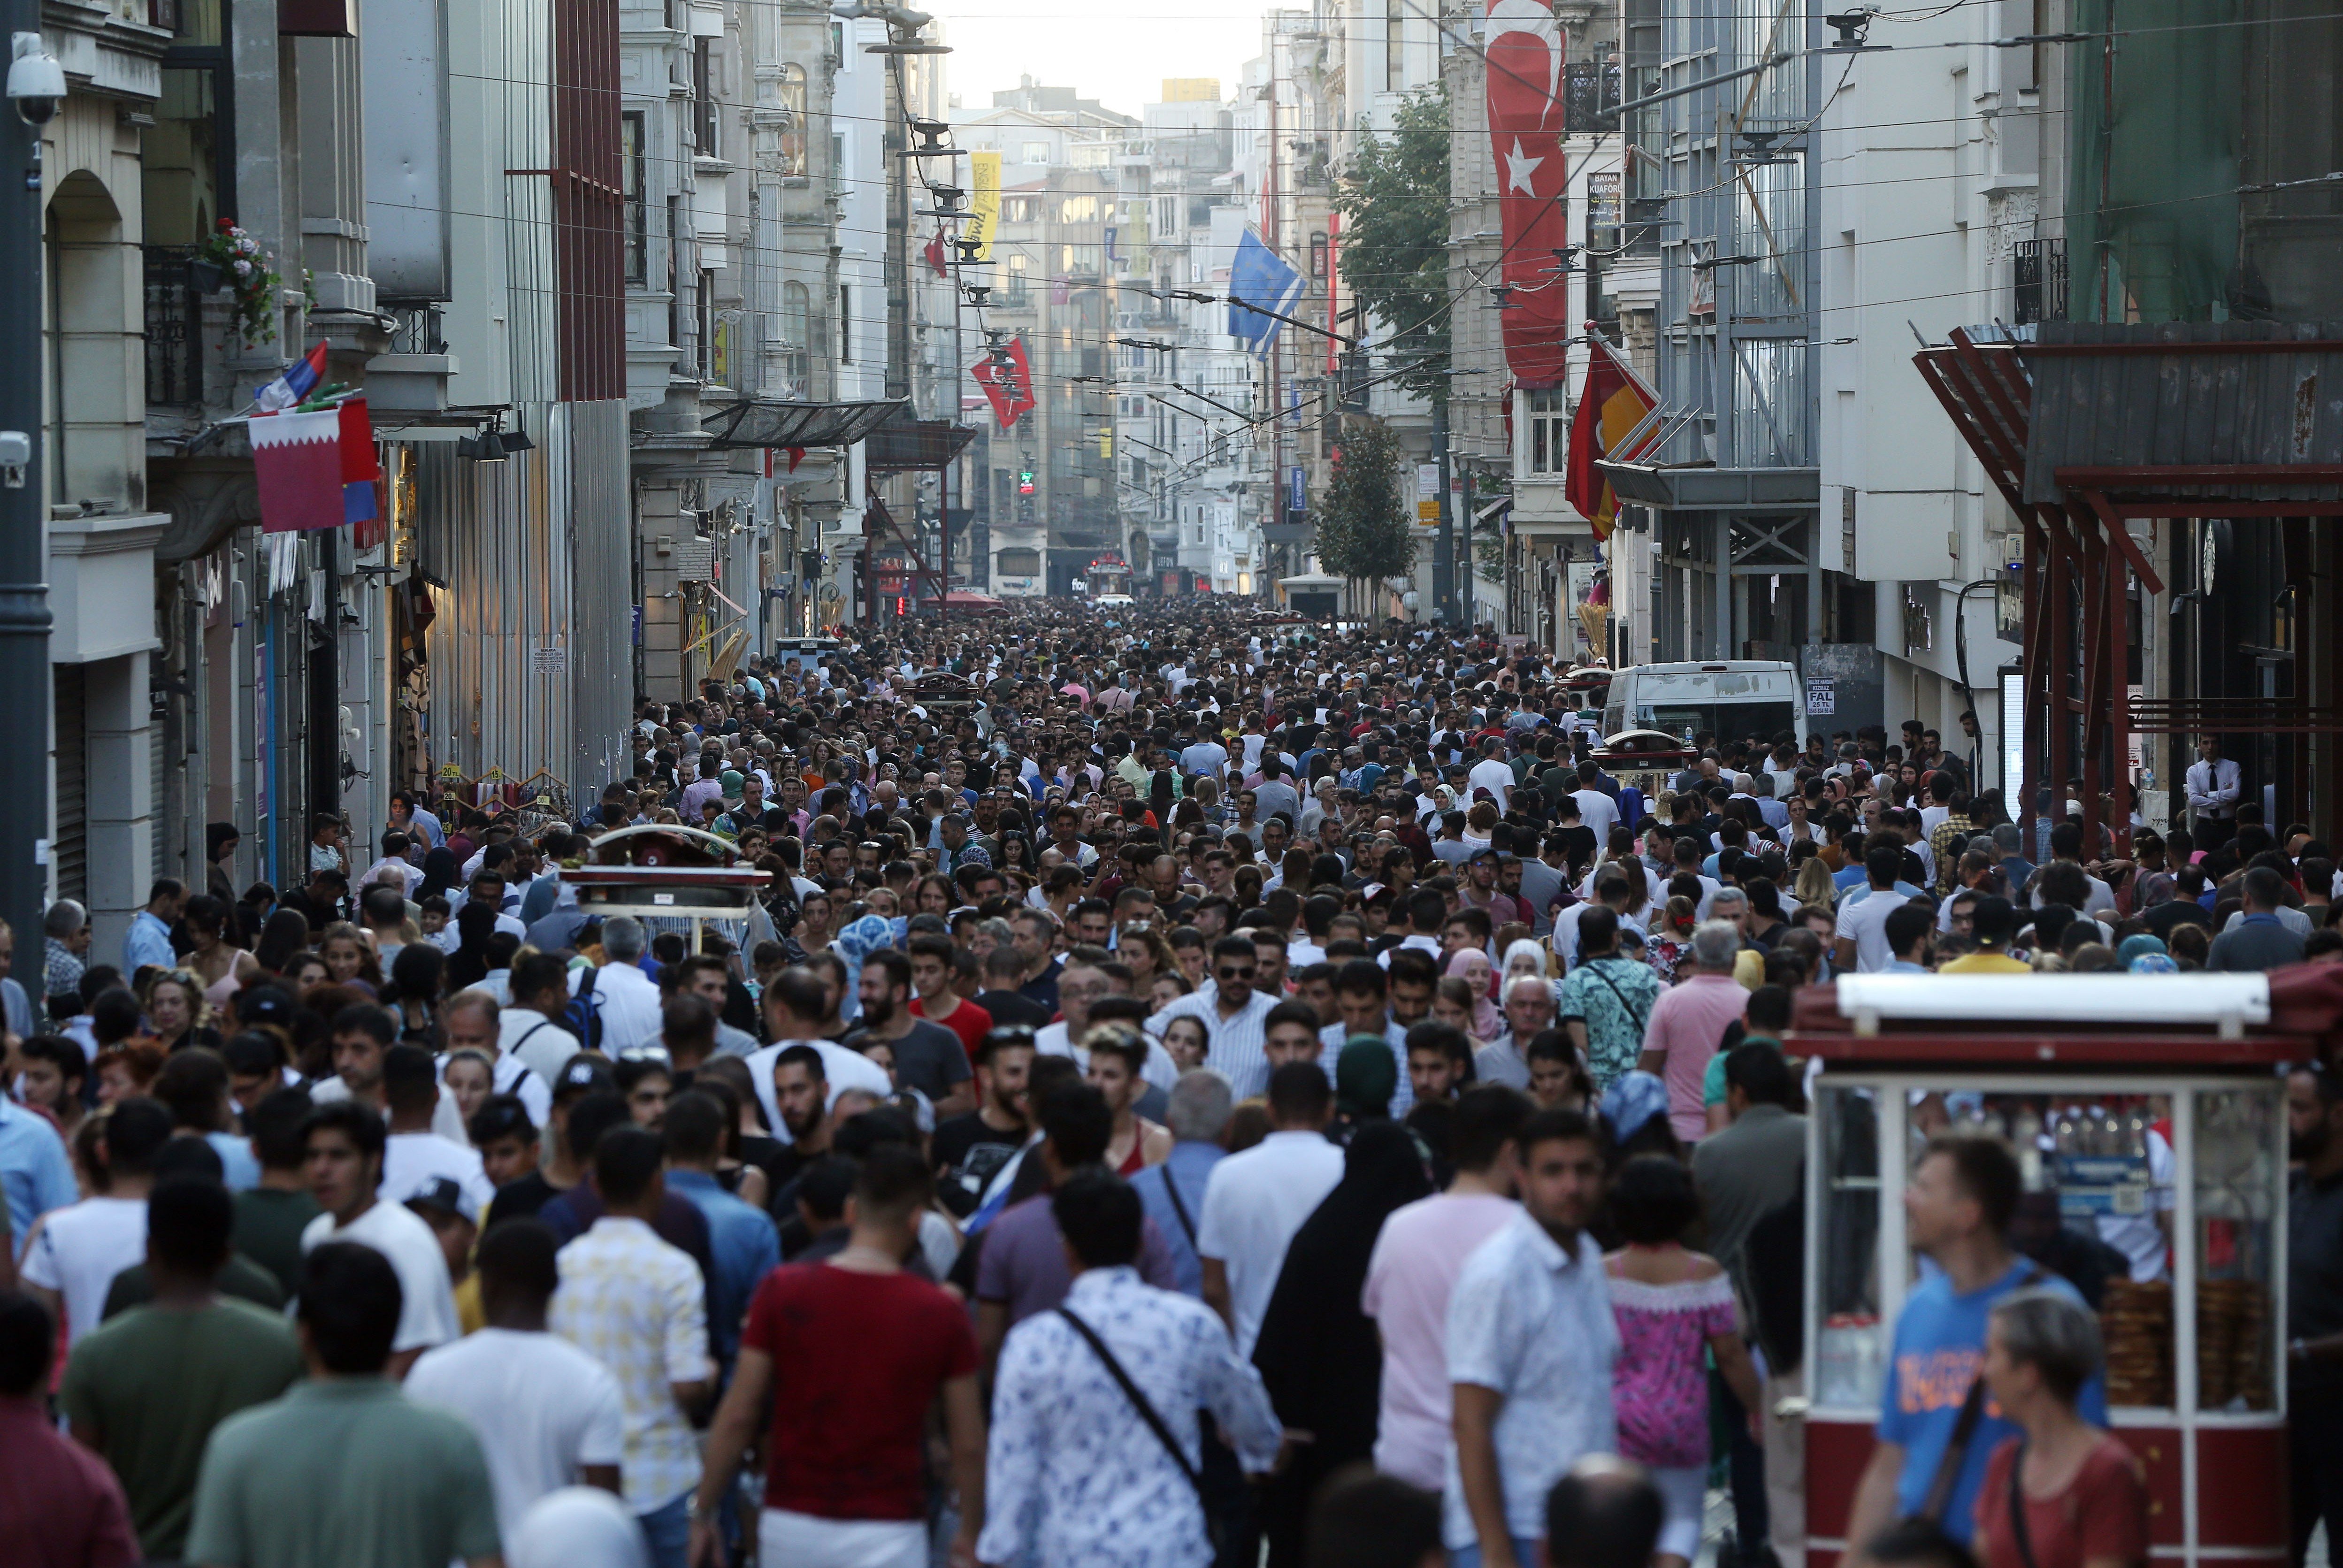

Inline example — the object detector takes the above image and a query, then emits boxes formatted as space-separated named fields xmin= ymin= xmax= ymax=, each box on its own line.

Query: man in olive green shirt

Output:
xmin=184 ymin=1238 xmax=503 ymax=1568
xmin=230 ymin=1089 xmax=322 ymax=1300
xmin=63 ymin=1178 xmax=304 ymax=1560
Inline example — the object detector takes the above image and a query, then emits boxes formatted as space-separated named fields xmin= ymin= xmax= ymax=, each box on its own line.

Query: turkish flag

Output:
xmin=1486 ymin=0 xmax=1571 ymax=386
xmin=973 ymin=336 xmax=1036 ymax=430
xmin=250 ymin=408 xmax=346 ymax=534
xmin=924 ymin=226 xmax=949 ymax=278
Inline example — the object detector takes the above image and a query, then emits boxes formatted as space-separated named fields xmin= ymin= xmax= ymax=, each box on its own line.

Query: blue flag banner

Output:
xmin=1228 ymin=228 xmax=1303 ymax=356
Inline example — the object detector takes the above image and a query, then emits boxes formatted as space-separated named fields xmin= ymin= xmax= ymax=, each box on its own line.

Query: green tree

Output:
xmin=1315 ymin=418 xmax=1417 ymax=603
xmin=1335 ymin=85 xmax=1451 ymax=399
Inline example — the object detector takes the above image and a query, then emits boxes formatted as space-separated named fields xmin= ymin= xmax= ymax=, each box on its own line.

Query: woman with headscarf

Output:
xmin=1249 ymin=1121 xmax=1434 ymax=1568
xmin=2117 ymin=932 xmax=2178 ymax=973
xmin=1442 ymin=950 xmax=1503 ymax=1040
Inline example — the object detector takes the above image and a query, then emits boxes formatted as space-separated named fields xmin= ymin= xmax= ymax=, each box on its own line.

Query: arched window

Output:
xmin=776 ymin=64 xmax=807 ymax=178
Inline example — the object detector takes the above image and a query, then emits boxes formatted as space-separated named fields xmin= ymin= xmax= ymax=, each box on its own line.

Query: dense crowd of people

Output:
xmin=7 ymin=597 xmax=2331 ymax=1568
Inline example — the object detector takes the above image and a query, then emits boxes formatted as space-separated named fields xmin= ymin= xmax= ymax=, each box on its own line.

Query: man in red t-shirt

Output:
xmin=687 ymin=1145 xmax=984 ymax=1568
xmin=907 ymin=934 xmax=991 ymax=1061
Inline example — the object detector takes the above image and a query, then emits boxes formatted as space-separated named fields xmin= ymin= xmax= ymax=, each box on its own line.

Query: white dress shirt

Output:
xmin=2187 ymin=757 xmax=2242 ymax=819
xmin=1194 ymin=1129 xmax=1346 ymax=1359
xmin=582 ymin=961 xmax=664 ymax=1056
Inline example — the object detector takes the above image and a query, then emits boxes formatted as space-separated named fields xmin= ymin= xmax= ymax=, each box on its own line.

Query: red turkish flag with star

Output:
xmin=1486 ymin=0 xmax=1571 ymax=387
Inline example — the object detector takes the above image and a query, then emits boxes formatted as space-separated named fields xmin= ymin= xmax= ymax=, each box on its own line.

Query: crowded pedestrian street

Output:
xmin=14 ymin=0 xmax=2343 ymax=1552
xmin=4 ymin=597 xmax=2341 ymax=1568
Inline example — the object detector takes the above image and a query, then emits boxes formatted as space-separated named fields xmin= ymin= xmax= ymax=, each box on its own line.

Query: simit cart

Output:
xmin=1784 ymin=970 xmax=2343 ymax=1568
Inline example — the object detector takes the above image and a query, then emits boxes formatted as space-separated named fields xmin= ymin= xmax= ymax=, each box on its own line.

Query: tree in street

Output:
xmin=1314 ymin=418 xmax=1417 ymax=613
xmin=1335 ymin=85 xmax=1451 ymax=400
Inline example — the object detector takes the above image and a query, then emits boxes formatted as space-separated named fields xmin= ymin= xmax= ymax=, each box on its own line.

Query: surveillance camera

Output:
xmin=8 ymin=33 xmax=65 ymax=127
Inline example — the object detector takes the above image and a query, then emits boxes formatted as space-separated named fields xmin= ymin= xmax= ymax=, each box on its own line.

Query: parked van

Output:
xmin=1598 ymin=660 xmax=1810 ymax=748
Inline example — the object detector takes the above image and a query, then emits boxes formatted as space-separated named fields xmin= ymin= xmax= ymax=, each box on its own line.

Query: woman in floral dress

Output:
xmin=1605 ymin=1155 xmax=1767 ymax=1568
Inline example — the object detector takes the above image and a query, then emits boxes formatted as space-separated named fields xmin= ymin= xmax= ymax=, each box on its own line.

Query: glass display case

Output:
xmin=1803 ymin=1073 xmax=2286 ymax=1567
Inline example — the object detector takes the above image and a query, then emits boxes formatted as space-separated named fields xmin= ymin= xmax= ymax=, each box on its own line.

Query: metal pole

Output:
xmin=1432 ymin=393 xmax=1454 ymax=624
xmin=0 ymin=20 xmax=56 ymax=949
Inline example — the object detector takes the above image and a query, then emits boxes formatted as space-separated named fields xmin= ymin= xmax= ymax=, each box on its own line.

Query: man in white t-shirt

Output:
xmin=1466 ymin=738 xmax=1516 ymax=813
xmin=300 ymin=1100 xmax=462 ymax=1376
xmin=380 ymin=1044 xmax=498 ymax=1215
xmin=1197 ymin=1062 xmax=1345 ymax=1359
xmin=1832 ymin=843 xmax=1914 ymax=975
xmin=406 ymin=1218 xmax=626 ymax=1542
xmin=18 ymin=1096 xmax=171 ymax=1345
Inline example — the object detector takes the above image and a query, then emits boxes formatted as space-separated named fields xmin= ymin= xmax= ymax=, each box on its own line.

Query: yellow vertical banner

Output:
xmin=968 ymin=151 xmax=1001 ymax=260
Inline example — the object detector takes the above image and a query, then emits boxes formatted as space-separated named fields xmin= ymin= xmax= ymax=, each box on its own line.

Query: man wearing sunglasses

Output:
xmin=1144 ymin=934 xmax=1279 ymax=1099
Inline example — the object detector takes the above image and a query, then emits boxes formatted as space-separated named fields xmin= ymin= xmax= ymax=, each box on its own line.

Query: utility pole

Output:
xmin=0 ymin=23 xmax=58 ymax=946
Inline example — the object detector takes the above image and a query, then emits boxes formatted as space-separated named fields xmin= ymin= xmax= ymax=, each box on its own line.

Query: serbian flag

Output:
xmin=1563 ymin=337 xmax=1659 ymax=540
xmin=255 ymin=340 xmax=329 ymax=412
xmin=1486 ymin=0 xmax=1571 ymax=385
xmin=972 ymin=337 xmax=1036 ymax=430
xmin=341 ymin=399 xmax=382 ymax=544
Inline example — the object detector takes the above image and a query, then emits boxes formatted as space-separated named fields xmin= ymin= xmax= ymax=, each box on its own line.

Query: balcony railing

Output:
xmin=144 ymin=245 xmax=208 ymax=408
xmin=2014 ymin=237 xmax=2067 ymax=325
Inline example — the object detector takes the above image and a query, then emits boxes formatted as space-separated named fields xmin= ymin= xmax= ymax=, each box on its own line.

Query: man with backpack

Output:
xmin=500 ymin=950 xmax=584 ymax=1082
xmin=582 ymin=916 xmax=662 ymax=1056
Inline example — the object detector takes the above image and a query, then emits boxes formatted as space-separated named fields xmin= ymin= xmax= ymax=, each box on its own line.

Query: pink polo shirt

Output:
xmin=1360 ymin=1191 xmax=1521 ymax=1488
xmin=1643 ymin=971 xmax=1750 ymax=1142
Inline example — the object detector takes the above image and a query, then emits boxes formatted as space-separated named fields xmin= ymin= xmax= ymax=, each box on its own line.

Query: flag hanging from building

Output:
xmin=924 ymin=226 xmax=949 ymax=278
xmin=340 ymin=398 xmax=381 ymax=539
xmin=1485 ymin=0 xmax=1572 ymax=385
xmin=255 ymin=340 xmax=329 ymax=412
xmin=972 ymin=336 xmax=1036 ymax=429
xmin=1228 ymin=228 xmax=1302 ymax=356
xmin=251 ymin=408 xmax=344 ymax=534
xmin=1563 ymin=337 xmax=1659 ymax=540
xmin=966 ymin=151 xmax=1001 ymax=260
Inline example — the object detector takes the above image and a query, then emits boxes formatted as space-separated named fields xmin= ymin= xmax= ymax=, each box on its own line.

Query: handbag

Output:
xmin=1057 ymin=1306 xmax=1224 ymax=1554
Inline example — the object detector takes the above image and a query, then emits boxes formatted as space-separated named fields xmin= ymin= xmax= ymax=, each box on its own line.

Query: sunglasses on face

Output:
xmin=1215 ymin=964 xmax=1257 ymax=980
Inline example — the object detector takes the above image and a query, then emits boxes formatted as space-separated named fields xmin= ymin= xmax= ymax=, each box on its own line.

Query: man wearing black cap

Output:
xmin=483 ymin=1055 xmax=613 ymax=1228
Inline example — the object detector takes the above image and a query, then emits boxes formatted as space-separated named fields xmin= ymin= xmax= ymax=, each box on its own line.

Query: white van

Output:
xmin=1599 ymin=660 xmax=1810 ymax=748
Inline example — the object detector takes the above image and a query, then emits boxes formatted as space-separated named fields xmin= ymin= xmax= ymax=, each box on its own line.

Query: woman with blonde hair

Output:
xmin=140 ymin=969 xmax=220 ymax=1053
xmin=1793 ymin=852 xmax=1838 ymax=909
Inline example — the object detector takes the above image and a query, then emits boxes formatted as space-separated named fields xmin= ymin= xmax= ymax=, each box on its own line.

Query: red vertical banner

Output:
xmin=1486 ymin=0 xmax=1572 ymax=386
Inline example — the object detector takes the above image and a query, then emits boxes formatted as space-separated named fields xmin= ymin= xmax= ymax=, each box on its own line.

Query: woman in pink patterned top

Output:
xmin=1604 ymin=1154 xmax=1767 ymax=1568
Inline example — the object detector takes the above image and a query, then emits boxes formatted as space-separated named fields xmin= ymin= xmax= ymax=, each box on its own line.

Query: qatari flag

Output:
xmin=249 ymin=408 xmax=347 ymax=534
xmin=1486 ymin=0 xmax=1572 ymax=386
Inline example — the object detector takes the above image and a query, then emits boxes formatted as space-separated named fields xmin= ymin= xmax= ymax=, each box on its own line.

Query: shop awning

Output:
xmin=865 ymin=413 xmax=979 ymax=473
xmin=697 ymin=398 xmax=909 ymax=450
xmin=1593 ymin=460 xmax=1818 ymax=511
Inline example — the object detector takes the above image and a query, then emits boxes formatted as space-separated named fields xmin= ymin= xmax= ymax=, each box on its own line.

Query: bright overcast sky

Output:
xmin=934 ymin=0 xmax=1281 ymax=119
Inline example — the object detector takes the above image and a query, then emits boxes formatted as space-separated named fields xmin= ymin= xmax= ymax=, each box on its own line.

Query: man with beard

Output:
xmin=842 ymin=950 xmax=973 ymax=1117
xmin=931 ymin=1029 xmax=1035 ymax=1216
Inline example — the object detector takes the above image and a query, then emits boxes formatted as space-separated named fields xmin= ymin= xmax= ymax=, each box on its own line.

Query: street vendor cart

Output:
xmin=565 ymin=824 xmax=773 ymax=958
xmin=1785 ymin=970 xmax=2343 ymax=1568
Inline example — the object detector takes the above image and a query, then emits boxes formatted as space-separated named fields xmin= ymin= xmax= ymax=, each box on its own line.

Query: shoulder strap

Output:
xmin=1918 ymin=1264 xmax=2048 ymax=1522
xmin=1585 ymin=959 xmax=1652 ymax=1033
xmin=1057 ymin=1306 xmax=1204 ymax=1499
xmin=2006 ymin=1441 xmax=2042 ymax=1568
xmin=1160 ymin=1168 xmax=1201 ymax=1252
